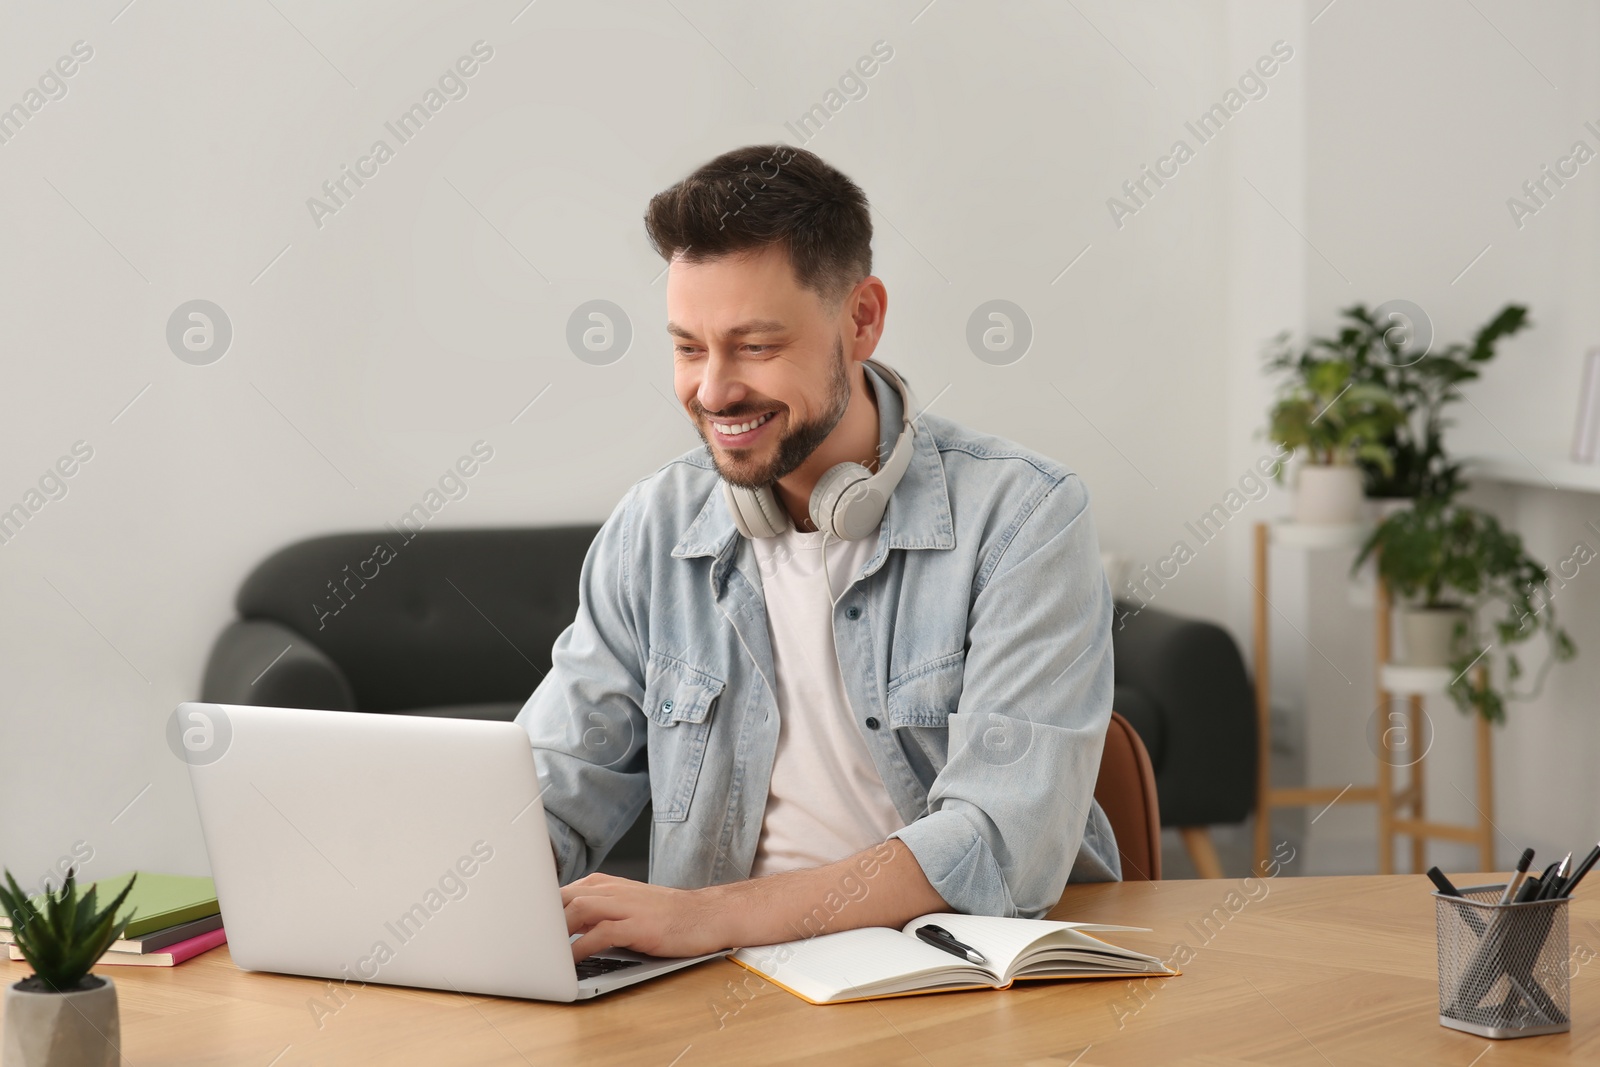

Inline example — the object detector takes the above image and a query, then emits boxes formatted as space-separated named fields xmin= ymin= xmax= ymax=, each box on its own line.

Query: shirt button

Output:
xmin=865 ymin=716 xmax=880 ymax=730
xmin=661 ymin=699 xmax=673 ymax=714
xmin=845 ymin=606 xmax=862 ymax=620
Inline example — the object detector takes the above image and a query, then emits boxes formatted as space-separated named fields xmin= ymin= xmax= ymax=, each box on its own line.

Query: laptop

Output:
xmin=178 ymin=701 xmax=730 ymax=1001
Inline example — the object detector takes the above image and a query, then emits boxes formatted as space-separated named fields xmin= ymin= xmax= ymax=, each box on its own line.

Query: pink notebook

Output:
xmin=10 ymin=927 xmax=226 ymax=967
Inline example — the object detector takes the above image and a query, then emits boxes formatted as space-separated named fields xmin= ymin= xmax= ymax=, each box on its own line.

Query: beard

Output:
xmin=693 ymin=336 xmax=853 ymax=490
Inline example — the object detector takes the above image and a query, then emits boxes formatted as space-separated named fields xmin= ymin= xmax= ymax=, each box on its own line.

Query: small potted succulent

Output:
xmin=1264 ymin=346 xmax=1404 ymax=524
xmin=1355 ymin=496 xmax=1576 ymax=721
xmin=1 ymin=869 xmax=136 ymax=1067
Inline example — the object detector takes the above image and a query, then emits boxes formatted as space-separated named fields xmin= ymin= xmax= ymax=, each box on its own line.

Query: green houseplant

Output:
xmin=1314 ymin=303 xmax=1531 ymax=500
xmin=0 ymin=869 xmax=136 ymax=1067
xmin=1355 ymin=496 xmax=1575 ymax=722
xmin=1264 ymin=346 xmax=1404 ymax=524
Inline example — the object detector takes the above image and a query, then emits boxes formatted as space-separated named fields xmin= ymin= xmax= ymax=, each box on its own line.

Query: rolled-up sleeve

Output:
xmin=515 ymin=483 xmax=651 ymax=884
xmin=888 ymin=472 xmax=1118 ymax=918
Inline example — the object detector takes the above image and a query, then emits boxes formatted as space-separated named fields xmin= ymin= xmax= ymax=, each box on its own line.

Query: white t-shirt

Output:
xmin=748 ymin=524 xmax=906 ymax=878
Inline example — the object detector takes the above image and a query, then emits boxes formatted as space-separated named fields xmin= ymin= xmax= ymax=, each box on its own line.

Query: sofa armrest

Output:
xmin=201 ymin=619 xmax=356 ymax=711
xmin=1112 ymin=602 xmax=1257 ymax=826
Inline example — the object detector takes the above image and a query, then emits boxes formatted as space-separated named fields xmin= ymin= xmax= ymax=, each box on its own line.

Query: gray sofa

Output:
xmin=201 ymin=527 xmax=1256 ymax=879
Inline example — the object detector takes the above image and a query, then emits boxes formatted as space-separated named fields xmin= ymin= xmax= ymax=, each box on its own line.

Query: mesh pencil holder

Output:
xmin=1435 ymin=884 xmax=1570 ymax=1039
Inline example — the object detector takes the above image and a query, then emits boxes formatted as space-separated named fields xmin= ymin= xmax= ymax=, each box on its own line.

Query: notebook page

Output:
xmin=1012 ymin=950 xmax=1168 ymax=977
xmin=898 ymin=914 xmax=1154 ymax=979
xmin=732 ymin=927 xmax=993 ymax=1002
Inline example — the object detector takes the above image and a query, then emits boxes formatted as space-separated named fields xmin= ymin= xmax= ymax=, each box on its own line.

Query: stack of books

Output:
xmin=2 ymin=871 xmax=225 ymax=967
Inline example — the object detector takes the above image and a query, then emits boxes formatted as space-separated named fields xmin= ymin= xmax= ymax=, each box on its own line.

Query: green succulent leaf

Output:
xmin=0 ymin=868 xmax=137 ymax=992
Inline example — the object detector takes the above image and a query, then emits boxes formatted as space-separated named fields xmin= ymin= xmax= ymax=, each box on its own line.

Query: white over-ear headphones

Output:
xmin=722 ymin=359 xmax=916 ymax=541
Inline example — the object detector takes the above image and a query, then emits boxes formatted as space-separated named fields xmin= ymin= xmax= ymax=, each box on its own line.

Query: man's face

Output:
xmin=668 ymin=245 xmax=853 ymax=489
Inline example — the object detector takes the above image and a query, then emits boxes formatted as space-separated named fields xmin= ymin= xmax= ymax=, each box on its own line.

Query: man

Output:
xmin=517 ymin=145 xmax=1118 ymax=964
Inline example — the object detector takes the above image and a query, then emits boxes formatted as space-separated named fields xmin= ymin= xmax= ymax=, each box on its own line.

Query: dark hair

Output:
xmin=644 ymin=144 xmax=873 ymax=308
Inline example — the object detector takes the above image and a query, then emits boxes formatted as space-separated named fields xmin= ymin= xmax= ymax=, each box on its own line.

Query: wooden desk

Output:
xmin=5 ymin=875 xmax=1597 ymax=1065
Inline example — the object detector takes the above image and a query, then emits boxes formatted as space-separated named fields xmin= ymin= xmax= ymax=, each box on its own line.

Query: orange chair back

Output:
xmin=1093 ymin=711 xmax=1162 ymax=881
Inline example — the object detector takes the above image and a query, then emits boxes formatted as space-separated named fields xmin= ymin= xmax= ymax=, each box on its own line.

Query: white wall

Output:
xmin=1292 ymin=0 xmax=1600 ymax=871
xmin=6 ymin=0 xmax=1589 ymax=889
xmin=0 ymin=1 xmax=1241 ymax=884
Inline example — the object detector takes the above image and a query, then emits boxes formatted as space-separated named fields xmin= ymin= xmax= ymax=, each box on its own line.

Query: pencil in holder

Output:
xmin=1434 ymin=884 xmax=1570 ymax=1039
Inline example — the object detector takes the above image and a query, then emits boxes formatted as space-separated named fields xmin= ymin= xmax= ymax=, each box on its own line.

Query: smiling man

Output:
xmin=516 ymin=144 xmax=1119 ymax=963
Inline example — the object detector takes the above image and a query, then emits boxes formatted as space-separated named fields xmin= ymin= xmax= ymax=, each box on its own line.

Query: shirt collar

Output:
xmin=671 ymin=360 xmax=954 ymax=563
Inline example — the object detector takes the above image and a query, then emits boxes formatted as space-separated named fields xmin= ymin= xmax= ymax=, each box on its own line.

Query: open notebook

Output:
xmin=729 ymin=912 xmax=1178 ymax=1005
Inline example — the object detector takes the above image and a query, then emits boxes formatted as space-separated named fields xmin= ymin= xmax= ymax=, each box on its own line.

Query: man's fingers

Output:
xmin=556 ymin=870 xmax=630 ymax=908
xmin=559 ymin=871 xmax=620 ymax=906
xmin=570 ymin=919 xmax=623 ymax=962
xmin=564 ymin=892 xmax=630 ymax=936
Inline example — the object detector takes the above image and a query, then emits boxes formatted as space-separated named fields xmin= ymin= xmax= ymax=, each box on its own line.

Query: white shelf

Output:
xmin=1269 ymin=520 xmax=1370 ymax=550
xmin=1380 ymin=663 xmax=1455 ymax=696
xmin=1469 ymin=454 xmax=1600 ymax=494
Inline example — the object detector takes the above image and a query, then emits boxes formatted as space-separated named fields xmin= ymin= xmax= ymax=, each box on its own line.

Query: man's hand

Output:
xmin=560 ymin=839 xmax=948 ymax=963
xmin=562 ymin=873 xmax=732 ymax=962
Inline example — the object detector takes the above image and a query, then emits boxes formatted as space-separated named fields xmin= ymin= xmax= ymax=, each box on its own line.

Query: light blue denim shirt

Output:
xmin=516 ymin=362 xmax=1119 ymax=920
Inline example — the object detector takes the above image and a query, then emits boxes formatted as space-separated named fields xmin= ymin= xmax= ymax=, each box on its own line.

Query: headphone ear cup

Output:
xmin=809 ymin=462 xmax=875 ymax=540
xmin=724 ymin=481 xmax=790 ymax=538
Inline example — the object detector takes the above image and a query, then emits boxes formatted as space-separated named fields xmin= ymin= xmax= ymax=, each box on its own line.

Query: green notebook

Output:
xmin=1 ymin=873 xmax=218 ymax=938
xmin=98 ymin=873 xmax=219 ymax=938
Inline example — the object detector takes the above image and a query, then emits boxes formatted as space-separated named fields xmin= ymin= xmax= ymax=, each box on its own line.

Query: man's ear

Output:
xmin=844 ymin=275 xmax=887 ymax=358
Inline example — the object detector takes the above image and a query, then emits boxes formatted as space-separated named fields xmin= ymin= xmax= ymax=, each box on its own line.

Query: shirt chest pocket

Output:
xmin=885 ymin=651 xmax=965 ymax=769
xmin=642 ymin=652 xmax=725 ymax=822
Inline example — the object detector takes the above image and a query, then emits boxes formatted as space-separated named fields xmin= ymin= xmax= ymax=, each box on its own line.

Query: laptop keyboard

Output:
xmin=576 ymin=956 xmax=645 ymax=981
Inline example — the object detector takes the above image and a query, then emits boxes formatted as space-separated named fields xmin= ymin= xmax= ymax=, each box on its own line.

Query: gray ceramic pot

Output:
xmin=2 ymin=975 xmax=119 ymax=1067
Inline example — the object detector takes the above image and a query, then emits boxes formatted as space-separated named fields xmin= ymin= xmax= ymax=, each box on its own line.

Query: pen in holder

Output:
xmin=1435 ymin=884 xmax=1570 ymax=1039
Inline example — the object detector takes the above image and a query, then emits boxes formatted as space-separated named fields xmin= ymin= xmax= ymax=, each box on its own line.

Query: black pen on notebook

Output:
xmin=915 ymin=925 xmax=987 ymax=965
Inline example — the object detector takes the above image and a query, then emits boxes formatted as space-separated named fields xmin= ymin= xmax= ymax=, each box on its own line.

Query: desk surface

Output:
xmin=4 ymin=874 xmax=1596 ymax=1065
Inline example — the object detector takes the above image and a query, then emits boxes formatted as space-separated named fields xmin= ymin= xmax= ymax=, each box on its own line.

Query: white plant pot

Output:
xmin=3 ymin=975 xmax=119 ymax=1067
xmin=1294 ymin=465 xmax=1365 ymax=525
xmin=1401 ymin=606 xmax=1470 ymax=668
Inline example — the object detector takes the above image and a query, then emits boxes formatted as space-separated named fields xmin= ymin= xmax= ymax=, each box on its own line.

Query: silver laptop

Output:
xmin=179 ymin=701 xmax=729 ymax=1001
